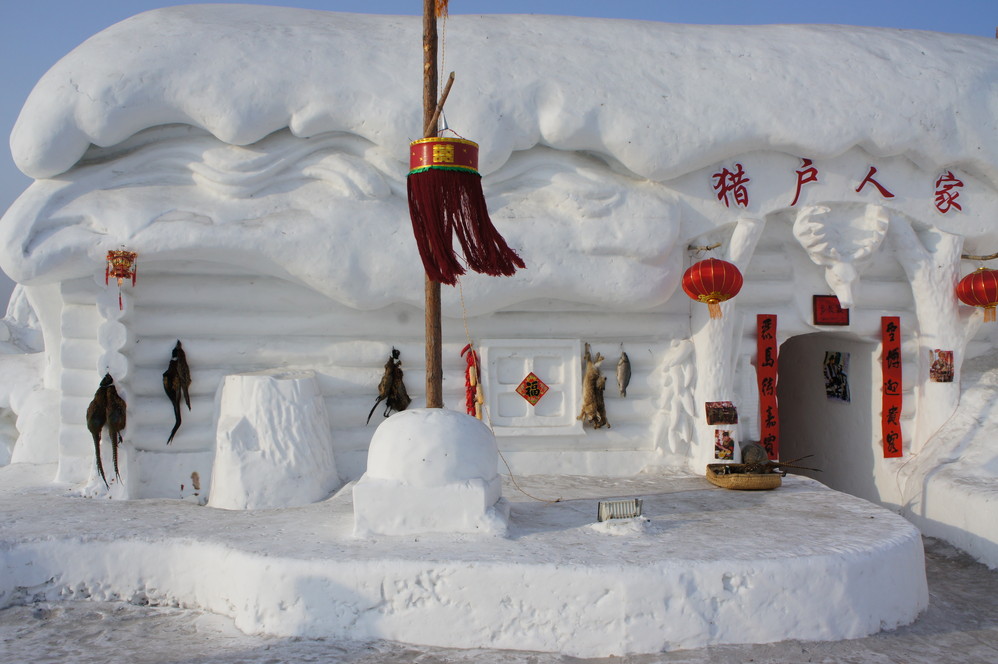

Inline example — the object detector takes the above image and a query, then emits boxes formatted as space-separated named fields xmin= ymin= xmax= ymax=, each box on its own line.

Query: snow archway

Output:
xmin=777 ymin=332 xmax=880 ymax=503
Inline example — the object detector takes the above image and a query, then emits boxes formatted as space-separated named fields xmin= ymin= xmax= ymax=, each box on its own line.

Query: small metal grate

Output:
xmin=597 ymin=498 xmax=643 ymax=522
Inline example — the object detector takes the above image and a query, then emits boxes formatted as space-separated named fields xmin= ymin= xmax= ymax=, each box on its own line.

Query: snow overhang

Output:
xmin=10 ymin=5 xmax=998 ymax=185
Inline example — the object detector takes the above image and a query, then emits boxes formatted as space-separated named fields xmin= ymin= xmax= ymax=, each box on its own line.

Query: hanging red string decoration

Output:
xmin=956 ymin=267 xmax=998 ymax=323
xmin=461 ymin=343 xmax=484 ymax=419
xmin=682 ymin=258 xmax=743 ymax=319
xmin=105 ymin=249 xmax=138 ymax=311
xmin=407 ymin=137 xmax=525 ymax=286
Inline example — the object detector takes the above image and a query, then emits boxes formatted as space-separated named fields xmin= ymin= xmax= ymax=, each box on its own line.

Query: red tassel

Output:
xmin=407 ymin=138 xmax=524 ymax=286
xmin=407 ymin=169 xmax=525 ymax=285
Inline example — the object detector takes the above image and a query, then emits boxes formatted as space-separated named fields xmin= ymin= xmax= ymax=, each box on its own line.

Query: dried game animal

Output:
xmin=106 ymin=382 xmax=127 ymax=480
xmin=367 ymin=347 xmax=412 ymax=424
xmin=578 ymin=344 xmax=610 ymax=429
xmin=163 ymin=340 xmax=192 ymax=443
xmin=86 ymin=374 xmax=113 ymax=488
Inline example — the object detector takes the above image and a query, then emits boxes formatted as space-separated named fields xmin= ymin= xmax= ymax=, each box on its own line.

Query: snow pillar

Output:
xmin=888 ymin=217 xmax=977 ymax=452
xmin=208 ymin=370 xmax=341 ymax=510
xmin=689 ymin=217 xmax=765 ymax=471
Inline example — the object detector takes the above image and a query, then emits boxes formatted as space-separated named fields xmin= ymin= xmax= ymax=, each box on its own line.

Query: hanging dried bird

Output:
xmin=616 ymin=346 xmax=631 ymax=398
xmin=105 ymin=381 xmax=127 ymax=481
xmin=86 ymin=374 xmax=113 ymax=488
xmin=163 ymin=340 xmax=192 ymax=444
xmin=578 ymin=344 xmax=610 ymax=429
xmin=367 ymin=347 xmax=411 ymax=425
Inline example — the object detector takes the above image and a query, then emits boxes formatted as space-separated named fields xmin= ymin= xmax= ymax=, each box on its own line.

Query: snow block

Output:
xmin=353 ymin=408 xmax=507 ymax=536
xmin=208 ymin=370 xmax=340 ymax=510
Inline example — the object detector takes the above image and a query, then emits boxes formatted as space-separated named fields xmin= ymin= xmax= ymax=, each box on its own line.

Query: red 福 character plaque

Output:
xmin=515 ymin=372 xmax=548 ymax=406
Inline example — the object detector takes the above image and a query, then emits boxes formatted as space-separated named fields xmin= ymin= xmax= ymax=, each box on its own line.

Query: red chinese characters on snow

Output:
xmin=756 ymin=314 xmax=779 ymax=460
xmin=712 ymin=163 xmax=751 ymax=208
xmin=790 ymin=158 xmax=818 ymax=206
xmin=712 ymin=160 xmax=966 ymax=214
xmin=855 ymin=166 xmax=895 ymax=198
xmin=934 ymin=171 xmax=964 ymax=214
xmin=881 ymin=317 xmax=903 ymax=458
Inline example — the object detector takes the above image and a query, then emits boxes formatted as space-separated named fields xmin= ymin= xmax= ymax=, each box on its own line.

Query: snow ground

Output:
xmin=1 ymin=463 xmax=926 ymax=658
xmin=0 ymin=536 xmax=994 ymax=664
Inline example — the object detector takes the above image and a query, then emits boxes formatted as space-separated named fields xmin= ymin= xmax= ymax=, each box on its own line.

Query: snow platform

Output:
xmin=0 ymin=465 xmax=927 ymax=658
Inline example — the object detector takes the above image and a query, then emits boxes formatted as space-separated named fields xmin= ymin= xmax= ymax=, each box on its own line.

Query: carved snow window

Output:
xmin=479 ymin=339 xmax=582 ymax=436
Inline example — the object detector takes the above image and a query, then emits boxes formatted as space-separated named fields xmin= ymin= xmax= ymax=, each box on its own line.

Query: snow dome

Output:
xmin=353 ymin=408 xmax=506 ymax=536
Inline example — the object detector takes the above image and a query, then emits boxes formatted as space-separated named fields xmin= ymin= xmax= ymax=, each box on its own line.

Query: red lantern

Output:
xmin=105 ymin=249 xmax=137 ymax=310
xmin=682 ymin=258 xmax=743 ymax=319
xmin=956 ymin=267 xmax=998 ymax=322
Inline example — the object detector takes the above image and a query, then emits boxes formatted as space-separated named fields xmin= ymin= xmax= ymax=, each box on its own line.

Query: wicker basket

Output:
xmin=706 ymin=463 xmax=782 ymax=491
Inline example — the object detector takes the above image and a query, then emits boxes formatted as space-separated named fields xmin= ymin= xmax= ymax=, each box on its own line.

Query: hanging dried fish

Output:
xmin=86 ymin=374 xmax=113 ymax=488
xmin=616 ymin=346 xmax=631 ymax=398
xmin=367 ymin=347 xmax=412 ymax=424
xmin=163 ymin=340 xmax=192 ymax=444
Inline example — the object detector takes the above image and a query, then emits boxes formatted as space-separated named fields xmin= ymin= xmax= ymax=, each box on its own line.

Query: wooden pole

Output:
xmin=423 ymin=0 xmax=443 ymax=408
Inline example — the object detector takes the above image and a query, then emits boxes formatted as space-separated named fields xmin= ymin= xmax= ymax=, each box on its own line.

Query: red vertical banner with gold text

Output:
xmin=882 ymin=316 xmax=903 ymax=458
xmin=757 ymin=314 xmax=779 ymax=459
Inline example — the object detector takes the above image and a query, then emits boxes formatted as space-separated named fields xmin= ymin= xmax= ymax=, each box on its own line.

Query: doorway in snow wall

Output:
xmin=777 ymin=333 xmax=880 ymax=504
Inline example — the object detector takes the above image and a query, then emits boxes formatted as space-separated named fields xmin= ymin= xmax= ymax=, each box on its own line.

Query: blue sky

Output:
xmin=0 ymin=0 xmax=995 ymax=224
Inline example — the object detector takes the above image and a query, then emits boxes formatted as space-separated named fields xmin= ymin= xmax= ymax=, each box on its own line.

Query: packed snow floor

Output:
xmin=1 ymin=464 xmax=927 ymax=658
xmin=2 ymin=537 xmax=994 ymax=664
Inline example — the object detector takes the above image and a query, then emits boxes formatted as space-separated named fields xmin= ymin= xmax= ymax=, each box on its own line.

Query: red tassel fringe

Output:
xmin=407 ymin=169 xmax=525 ymax=286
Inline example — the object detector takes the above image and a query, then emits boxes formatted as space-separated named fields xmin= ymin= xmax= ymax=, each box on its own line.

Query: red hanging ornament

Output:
xmin=407 ymin=137 xmax=525 ymax=286
xmin=956 ymin=267 xmax=998 ymax=322
xmin=105 ymin=249 xmax=138 ymax=311
xmin=682 ymin=258 xmax=743 ymax=319
xmin=461 ymin=343 xmax=484 ymax=419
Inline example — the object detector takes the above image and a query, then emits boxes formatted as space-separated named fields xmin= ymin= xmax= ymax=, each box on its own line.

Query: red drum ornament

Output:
xmin=682 ymin=258 xmax=743 ymax=319
xmin=407 ymin=137 xmax=525 ymax=286
xmin=957 ymin=267 xmax=998 ymax=323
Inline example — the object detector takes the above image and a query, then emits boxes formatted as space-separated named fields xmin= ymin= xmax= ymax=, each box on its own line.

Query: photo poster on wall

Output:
xmin=757 ymin=314 xmax=779 ymax=459
xmin=714 ymin=429 xmax=735 ymax=460
xmin=882 ymin=316 xmax=903 ymax=458
xmin=929 ymin=349 xmax=955 ymax=383
xmin=823 ymin=350 xmax=851 ymax=402
xmin=705 ymin=401 xmax=738 ymax=425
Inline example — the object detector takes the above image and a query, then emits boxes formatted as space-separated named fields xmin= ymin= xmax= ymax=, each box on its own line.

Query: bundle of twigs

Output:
xmin=718 ymin=455 xmax=821 ymax=476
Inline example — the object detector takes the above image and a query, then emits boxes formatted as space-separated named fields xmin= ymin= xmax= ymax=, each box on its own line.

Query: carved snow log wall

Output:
xmin=47 ymin=260 xmax=695 ymax=498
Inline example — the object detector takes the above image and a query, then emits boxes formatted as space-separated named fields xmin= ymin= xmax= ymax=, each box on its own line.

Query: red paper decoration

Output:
xmin=682 ymin=258 xmax=743 ymax=318
xmin=756 ymin=314 xmax=779 ymax=459
xmin=881 ymin=316 xmax=903 ymax=458
xmin=105 ymin=249 xmax=137 ymax=310
xmin=956 ymin=267 xmax=998 ymax=322
xmin=515 ymin=372 xmax=548 ymax=406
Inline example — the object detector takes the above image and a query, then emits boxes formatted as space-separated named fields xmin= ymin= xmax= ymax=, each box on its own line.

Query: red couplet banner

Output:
xmin=757 ymin=314 xmax=779 ymax=459
xmin=882 ymin=316 xmax=903 ymax=458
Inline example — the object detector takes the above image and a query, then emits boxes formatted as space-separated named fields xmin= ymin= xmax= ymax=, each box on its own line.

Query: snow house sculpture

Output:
xmin=3 ymin=4 xmax=998 ymax=536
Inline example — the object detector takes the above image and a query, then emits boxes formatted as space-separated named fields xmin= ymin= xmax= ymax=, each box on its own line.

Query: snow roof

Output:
xmin=11 ymin=5 xmax=998 ymax=183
